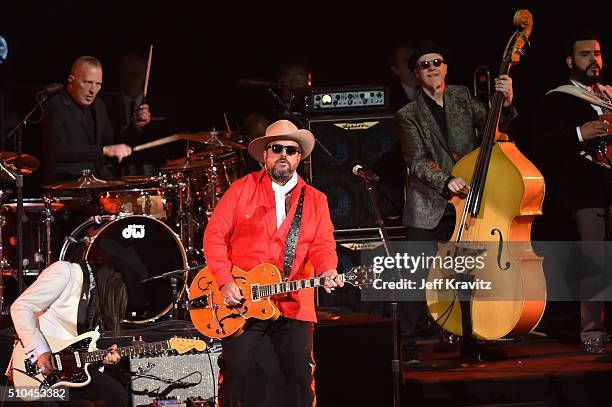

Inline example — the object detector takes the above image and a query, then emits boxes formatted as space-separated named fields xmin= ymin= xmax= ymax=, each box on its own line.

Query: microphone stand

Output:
xmin=358 ymin=175 xmax=401 ymax=407
xmin=5 ymin=93 xmax=48 ymax=294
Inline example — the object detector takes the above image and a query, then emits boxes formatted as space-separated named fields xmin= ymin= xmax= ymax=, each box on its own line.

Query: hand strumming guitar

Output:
xmin=37 ymin=352 xmax=56 ymax=375
xmin=221 ymin=282 xmax=244 ymax=307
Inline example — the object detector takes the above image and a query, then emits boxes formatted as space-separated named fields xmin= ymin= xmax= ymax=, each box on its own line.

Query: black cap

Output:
xmin=408 ymin=41 xmax=450 ymax=70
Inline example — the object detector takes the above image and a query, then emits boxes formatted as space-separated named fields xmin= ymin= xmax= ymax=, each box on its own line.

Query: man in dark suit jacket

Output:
xmin=530 ymin=30 xmax=611 ymax=354
xmin=41 ymin=56 xmax=151 ymax=183
xmin=388 ymin=39 xmax=419 ymax=113
xmin=394 ymin=42 xmax=516 ymax=363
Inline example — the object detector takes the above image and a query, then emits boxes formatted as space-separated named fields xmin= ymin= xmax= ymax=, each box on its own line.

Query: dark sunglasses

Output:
xmin=416 ymin=58 xmax=444 ymax=70
xmin=266 ymin=144 xmax=302 ymax=156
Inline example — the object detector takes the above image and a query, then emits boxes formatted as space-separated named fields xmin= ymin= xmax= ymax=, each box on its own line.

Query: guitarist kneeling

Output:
xmin=9 ymin=259 xmax=129 ymax=406
xmin=203 ymin=120 xmax=342 ymax=407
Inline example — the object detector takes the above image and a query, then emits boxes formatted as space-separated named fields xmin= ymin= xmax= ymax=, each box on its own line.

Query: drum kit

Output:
xmin=0 ymin=130 xmax=247 ymax=323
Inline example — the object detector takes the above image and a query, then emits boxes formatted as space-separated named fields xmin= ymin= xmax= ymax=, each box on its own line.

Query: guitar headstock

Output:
xmin=343 ymin=265 xmax=377 ymax=289
xmin=168 ymin=337 xmax=207 ymax=354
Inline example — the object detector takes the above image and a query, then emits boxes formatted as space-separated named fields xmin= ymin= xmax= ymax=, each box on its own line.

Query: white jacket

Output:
xmin=10 ymin=261 xmax=85 ymax=360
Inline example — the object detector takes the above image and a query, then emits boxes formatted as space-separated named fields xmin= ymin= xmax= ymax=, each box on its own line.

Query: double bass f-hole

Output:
xmin=490 ymin=228 xmax=511 ymax=270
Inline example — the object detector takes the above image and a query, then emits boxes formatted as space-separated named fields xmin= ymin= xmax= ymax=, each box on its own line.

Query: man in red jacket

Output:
xmin=204 ymin=119 xmax=342 ymax=406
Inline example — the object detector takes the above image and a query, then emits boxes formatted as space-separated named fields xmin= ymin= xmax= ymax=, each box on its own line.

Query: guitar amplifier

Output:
xmin=310 ymin=85 xmax=389 ymax=114
xmin=129 ymin=347 xmax=220 ymax=407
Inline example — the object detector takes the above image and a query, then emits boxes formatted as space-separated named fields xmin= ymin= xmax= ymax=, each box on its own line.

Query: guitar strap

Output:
xmin=77 ymin=260 xmax=95 ymax=334
xmin=283 ymin=188 xmax=305 ymax=280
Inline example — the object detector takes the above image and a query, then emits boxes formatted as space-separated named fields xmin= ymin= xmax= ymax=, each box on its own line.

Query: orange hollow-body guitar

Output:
xmin=188 ymin=263 xmax=373 ymax=339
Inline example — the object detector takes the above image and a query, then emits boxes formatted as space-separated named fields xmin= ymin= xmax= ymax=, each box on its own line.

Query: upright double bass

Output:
xmin=426 ymin=10 xmax=547 ymax=340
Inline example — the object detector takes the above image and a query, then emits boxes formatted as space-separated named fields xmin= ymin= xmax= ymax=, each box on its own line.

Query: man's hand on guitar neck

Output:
xmin=221 ymin=282 xmax=244 ymax=307
xmin=102 ymin=344 xmax=121 ymax=365
xmin=320 ymin=270 xmax=343 ymax=294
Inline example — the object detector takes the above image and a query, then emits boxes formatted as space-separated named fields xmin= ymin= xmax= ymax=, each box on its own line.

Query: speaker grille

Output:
xmin=308 ymin=114 xmax=404 ymax=230
xmin=129 ymin=350 xmax=220 ymax=406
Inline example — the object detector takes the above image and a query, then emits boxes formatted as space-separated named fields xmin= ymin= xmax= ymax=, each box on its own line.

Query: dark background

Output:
xmin=0 ymin=0 xmax=610 ymax=192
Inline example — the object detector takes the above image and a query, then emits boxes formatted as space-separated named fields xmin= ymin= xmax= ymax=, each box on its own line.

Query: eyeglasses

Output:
xmin=416 ymin=58 xmax=444 ymax=70
xmin=266 ymin=144 xmax=302 ymax=156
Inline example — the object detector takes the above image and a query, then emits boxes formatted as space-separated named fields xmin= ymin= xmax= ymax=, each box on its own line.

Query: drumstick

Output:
xmin=133 ymin=135 xmax=181 ymax=152
xmin=223 ymin=113 xmax=232 ymax=136
xmin=143 ymin=45 xmax=153 ymax=101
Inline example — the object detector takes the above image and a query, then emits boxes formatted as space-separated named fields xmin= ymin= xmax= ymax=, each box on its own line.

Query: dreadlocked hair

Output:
xmin=94 ymin=261 xmax=128 ymax=334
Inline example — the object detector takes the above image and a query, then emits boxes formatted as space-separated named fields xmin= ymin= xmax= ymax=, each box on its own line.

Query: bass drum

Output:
xmin=60 ymin=215 xmax=187 ymax=323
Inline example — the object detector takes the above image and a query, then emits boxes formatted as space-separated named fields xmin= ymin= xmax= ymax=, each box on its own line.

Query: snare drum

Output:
xmin=99 ymin=188 xmax=168 ymax=219
xmin=59 ymin=215 xmax=187 ymax=323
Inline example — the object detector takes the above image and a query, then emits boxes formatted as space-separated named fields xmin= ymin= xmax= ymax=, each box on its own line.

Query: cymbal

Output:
xmin=177 ymin=132 xmax=247 ymax=150
xmin=160 ymin=148 xmax=233 ymax=171
xmin=0 ymin=152 xmax=40 ymax=179
xmin=121 ymin=175 xmax=162 ymax=184
xmin=43 ymin=173 xmax=126 ymax=190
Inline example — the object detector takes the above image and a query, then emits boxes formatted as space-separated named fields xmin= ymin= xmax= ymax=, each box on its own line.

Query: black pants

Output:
xmin=399 ymin=205 xmax=456 ymax=358
xmin=572 ymin=205 xmax=612 ymax=342
xmin=39 ymin=368 xmax=128 ymax=407
xmin=218 ymin=317 xmax=315 ymax=407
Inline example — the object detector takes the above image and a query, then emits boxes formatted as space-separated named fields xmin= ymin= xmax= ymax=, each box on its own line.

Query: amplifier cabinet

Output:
xmin=307 ymin=114 xmax=405 ymax=230
xmin=129 ymin=349 xmax=220 ymax=407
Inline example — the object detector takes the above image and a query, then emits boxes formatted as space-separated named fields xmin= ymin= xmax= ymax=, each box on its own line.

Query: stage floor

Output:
xmin=403 ymin=336 xmax=612 ymax=407
xmin=1 ymin=316 xmax=611 ymax=407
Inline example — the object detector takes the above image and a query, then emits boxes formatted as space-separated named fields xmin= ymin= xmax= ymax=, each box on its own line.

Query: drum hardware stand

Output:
xmin=5 ymin=92 xmax=51 ymax=294
xmin=202 ymin=128 xmax=223 ymax=146
xmin=207 ymin=155 xmax=218 ymax=211
xmin=42 ymin=194 xmax=55 ymax=267
xmin=0 ymin=189 xmax=8 ymax=312
xmin=175 ymin=171 xmax=198 ymax=259
xmin=169 ymin=275 xmax=179 ymax=320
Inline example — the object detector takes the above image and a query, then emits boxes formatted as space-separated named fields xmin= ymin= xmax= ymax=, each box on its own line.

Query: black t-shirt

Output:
xmin=423 ymin=92 xmax=448 ymax=144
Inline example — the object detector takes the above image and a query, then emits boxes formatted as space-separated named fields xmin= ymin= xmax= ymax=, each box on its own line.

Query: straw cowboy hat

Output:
xmin=248 ymin=119 xmax=315 ymax=163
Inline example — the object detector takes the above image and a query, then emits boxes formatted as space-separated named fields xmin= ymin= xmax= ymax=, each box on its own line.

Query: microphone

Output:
xmin=352 ymin=164 xmax=380 ymax=182
xmin=237 ymin=78 xmax=278 ymax=88
xmin=36 ymin=83 xmax=64 ymax=96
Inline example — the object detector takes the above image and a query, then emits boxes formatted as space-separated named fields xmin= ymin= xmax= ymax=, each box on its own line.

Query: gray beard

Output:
xmin=267 ymin=160 xmax=294 ymax=185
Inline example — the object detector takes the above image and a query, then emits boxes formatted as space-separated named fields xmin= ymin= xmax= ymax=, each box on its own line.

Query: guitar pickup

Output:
xmin=188 ymin=295 xmax=209 ymax=310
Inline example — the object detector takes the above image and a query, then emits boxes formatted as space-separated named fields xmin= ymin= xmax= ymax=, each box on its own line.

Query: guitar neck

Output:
xmin=83 ymin=340 xmax=170 ymax=364
xmin=254 ymin=274 xmax=346 ymax=299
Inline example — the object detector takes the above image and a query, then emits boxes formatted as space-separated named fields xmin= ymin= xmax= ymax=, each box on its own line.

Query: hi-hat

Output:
xmin=177 ymin=131 xmax=247 ymax=150
xmin=43 ymin=172 xmax=126 ymax=190
xmin=0 ymin=152 xmax=40 ymax=179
